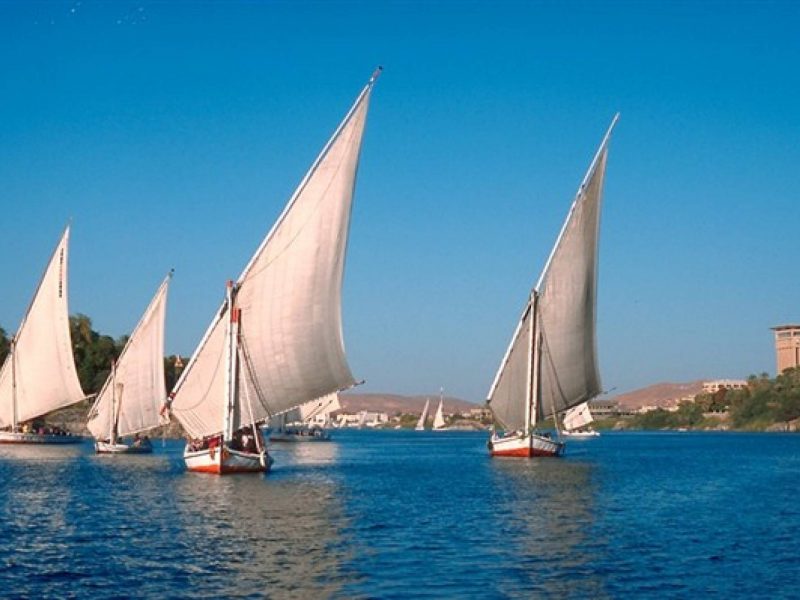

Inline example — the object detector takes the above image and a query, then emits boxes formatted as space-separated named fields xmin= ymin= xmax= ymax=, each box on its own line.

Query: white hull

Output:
xmin=95 ymin=439 xmax=153 ymax=454
xmin=0 ymin=431 xmax=83 ymax=445
xmin=563 ymin=429 xmax=600 ymax=439
xmin=269 ymin=430 xmax=331 ymax=443
xmin=488 ymin=431 xmax=564 ymax=458
xmin=184 ymin=443 xmax=272 ymax=475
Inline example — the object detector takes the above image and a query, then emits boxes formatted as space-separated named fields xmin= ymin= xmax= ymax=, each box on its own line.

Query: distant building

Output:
xmin=467 ymin=407 xmax=491 ymax=420
xmin=702 ymin=380 xmax=747 ymax=394
xmin=335 ymin=411 xmax=388 ymax=428
xmin=772 ymin=324 xmax=800 ymax=374
xmin=589 ymin=400 xmax=635 ymax=417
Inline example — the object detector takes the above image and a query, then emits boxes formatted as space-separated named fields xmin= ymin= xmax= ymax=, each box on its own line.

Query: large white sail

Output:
xmin=562 ymin=401 xmax=594 ymax=432
xmin=535 ymin=122 xmax=614 ymax=420
xmin=487 ymin=115 xmax=617 ymax=430
xmin=171 ymin=71 xmax=378 ymax=440
xmin=415 ymin=398 xmax=430 ymax=430
xmin=86 ymin=273 xmax=171 ymax=440
xmin=0 ymin=227 xmax=85 ymax=428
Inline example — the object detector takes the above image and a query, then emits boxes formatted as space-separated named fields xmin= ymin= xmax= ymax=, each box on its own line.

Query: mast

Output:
xmin=223 ymin=281 xmax=240 ymax=442
xmin=526 ymin=293 xmax=538 ymax=433
xmin=11 ymin=337 xmax=17 ymax=431
xmin=109 ymin=360 xmax=116 ymax=444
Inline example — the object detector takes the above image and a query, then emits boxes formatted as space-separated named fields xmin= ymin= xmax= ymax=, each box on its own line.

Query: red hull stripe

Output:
xmin=187 ymin=464 xmax=267 ymax=475
xmin=490 ymin=447 xmax=561 ymax=458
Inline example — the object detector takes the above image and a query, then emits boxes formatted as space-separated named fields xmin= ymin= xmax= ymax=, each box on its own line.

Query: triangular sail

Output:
xmin=486 ymin=301 xmax=533 ymax=432
xmin=415 ymin=399 xmax=430 ymax=430
xmin=486 ymin=115 xmax=617 ymax=431
xmin=562 ymin=401 xmax=594 ymax=431
xmin=279 ymin=392 xmax=341 ymax=425
xmin=536 ymin=118 xmax=616 ymax=420
xmin=432 ymin=397 xmax=446 ymax=430
xmin=171 ymin=71 xmax=378 ymax=440
xmin=0 ymin=227 xmax=85 ymax=428
xmin=86 ymin=273 xmax=171 ymax=440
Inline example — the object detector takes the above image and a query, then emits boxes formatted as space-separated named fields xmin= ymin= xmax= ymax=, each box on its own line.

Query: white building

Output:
xmin=702 ymin=380 xmax=747 ymax=394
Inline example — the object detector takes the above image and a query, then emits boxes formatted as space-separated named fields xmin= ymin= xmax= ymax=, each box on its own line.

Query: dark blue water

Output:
xmin=1 ymin=431 xmax=798 ymax=598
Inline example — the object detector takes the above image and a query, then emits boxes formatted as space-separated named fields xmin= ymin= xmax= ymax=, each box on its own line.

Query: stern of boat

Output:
xmin=184 ymin=443 xmax=271 ymax=475
xmin=488 ymin=431 xmax=565 ymax=458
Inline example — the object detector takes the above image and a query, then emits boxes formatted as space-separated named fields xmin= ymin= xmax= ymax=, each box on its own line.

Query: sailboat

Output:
xmin=86 ymin=271 xmax=172 ymax=454
xmin=415 ymin=398 xmax=430 ymax=431
xmin=432 ymin=389 xmax=447 ymax=431
xmin=166 ymin=69 xmax=380 ymax=474
xmin=486 ymin=115 xmax=618 ymax=458
xmin=0 ymin=226 xmax=86 ymax=444
xmin=268 ymin=392 xmax=340 ymax=442
xmin=561 ymin=401 xmax=599 ymax=439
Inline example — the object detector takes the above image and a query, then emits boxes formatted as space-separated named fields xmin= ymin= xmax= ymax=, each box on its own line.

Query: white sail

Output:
xmin=486 ymin=115 xmax=617 ymax=430
xmin=486 ymin=301 xmax=533 ymax=432
xmin=562 ymin=401 xmax=594 ymax=432
xmin=535 ymin=123 xmax=614 ymax=420
xmin=86 ymin=272 xmax=171 ymax=440
xmin=0 ymin=227 xmax=85 ymax=428
xmin=171 ymin=71 xmax=378 ymax=440
xmin=432 ymin=397 xmax=446 ymax=430
xmin=415 ymin=398 xmax=430 ymax=430
xmin=280 ymin=392 xmax=341 ymax=425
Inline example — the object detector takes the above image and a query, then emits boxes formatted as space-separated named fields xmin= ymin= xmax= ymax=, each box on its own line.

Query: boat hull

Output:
xmin=184 ymin=444 xmax=271 ymax=474
xmin=95 ymin=440 xmax=153 ymax=454
xmin=0 ymin=431 xmax=83 ymax=445
xmin=488 ymin=432 xmax=565 ymax=457
xmin=563 ymin=429 xmax=600 ymax=439
xmin=269 ymin=430 xmax=331 ymax=443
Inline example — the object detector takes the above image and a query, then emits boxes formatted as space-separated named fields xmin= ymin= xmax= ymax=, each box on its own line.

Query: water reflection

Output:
xmin=171 ymin=441 xmax=350 ymax=597
xmin=490 ymin=457 xmax=607 ymax=597
xmin=0 ymin=440 xmax=353 ymax=597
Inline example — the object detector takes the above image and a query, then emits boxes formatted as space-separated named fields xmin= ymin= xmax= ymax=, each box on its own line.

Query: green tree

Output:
xmin=0 ymin=326 xmax=9 ymax=366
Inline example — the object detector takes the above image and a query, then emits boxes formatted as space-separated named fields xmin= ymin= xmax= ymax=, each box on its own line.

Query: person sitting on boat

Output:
xmin=133 ymin=433 xmax=142 ymax=447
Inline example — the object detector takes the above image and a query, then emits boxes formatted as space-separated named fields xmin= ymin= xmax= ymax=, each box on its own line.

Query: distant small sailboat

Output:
xmin=415 ymin=398 xmax=430 ymax=431
xmin=432 ymin=389 xmax=447 ymax=431
xmin=561 ymin=401 xmax=600 ymax=439
xmin=166 ymin=68 xmax=380 ymax=474
xmin=0 ymin=226 xmax=86 ymax=444
xmin=86 ymin=272 xmax=172 ymax=454
xmin=268 ymin=392 xmax=340 ymax=442
xmin=487 ymin=115 xmax=618 ymax=458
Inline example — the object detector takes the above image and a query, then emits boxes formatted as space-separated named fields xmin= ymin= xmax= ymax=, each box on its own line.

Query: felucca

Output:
xmin=415 ymin=398 xmax=430 ymax=431
xmin=432 ymin=389 xmax=447 ymax=431
xmin=268 ymin=392 xmax=341 ymax=442
xmin=562 ymin=401 xmax=600 ymax=439
xmin=166 ymin=69 xmax=380 ymax=474
xmin=0 ymin=226 xmax=86 ymax=444
xmin=486 ymin=115 xmax=618 ymax=458
xmin=86 ymin=271 xmax=172 ymax=454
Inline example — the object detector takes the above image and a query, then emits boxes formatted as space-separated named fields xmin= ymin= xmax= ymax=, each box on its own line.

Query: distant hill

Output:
xmin=607 ymin=381 xmax=705 ymax=410
xmin=340 ymin=392 xmax=479 ymax=415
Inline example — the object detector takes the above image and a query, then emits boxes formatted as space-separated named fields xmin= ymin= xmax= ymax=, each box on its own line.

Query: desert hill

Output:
xmin=606 ymin=381 xmax=705 ymax=410
xmin=340 ymin=392 xmax=479 ymax=415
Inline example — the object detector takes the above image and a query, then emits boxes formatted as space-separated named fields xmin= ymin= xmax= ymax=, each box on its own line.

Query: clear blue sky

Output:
xmin=1 ymin=1 xmax=798 ymax=402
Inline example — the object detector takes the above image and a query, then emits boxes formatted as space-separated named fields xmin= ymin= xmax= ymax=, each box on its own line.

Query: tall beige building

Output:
xmin=772 ymin=325 xmax=800 ymax=374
